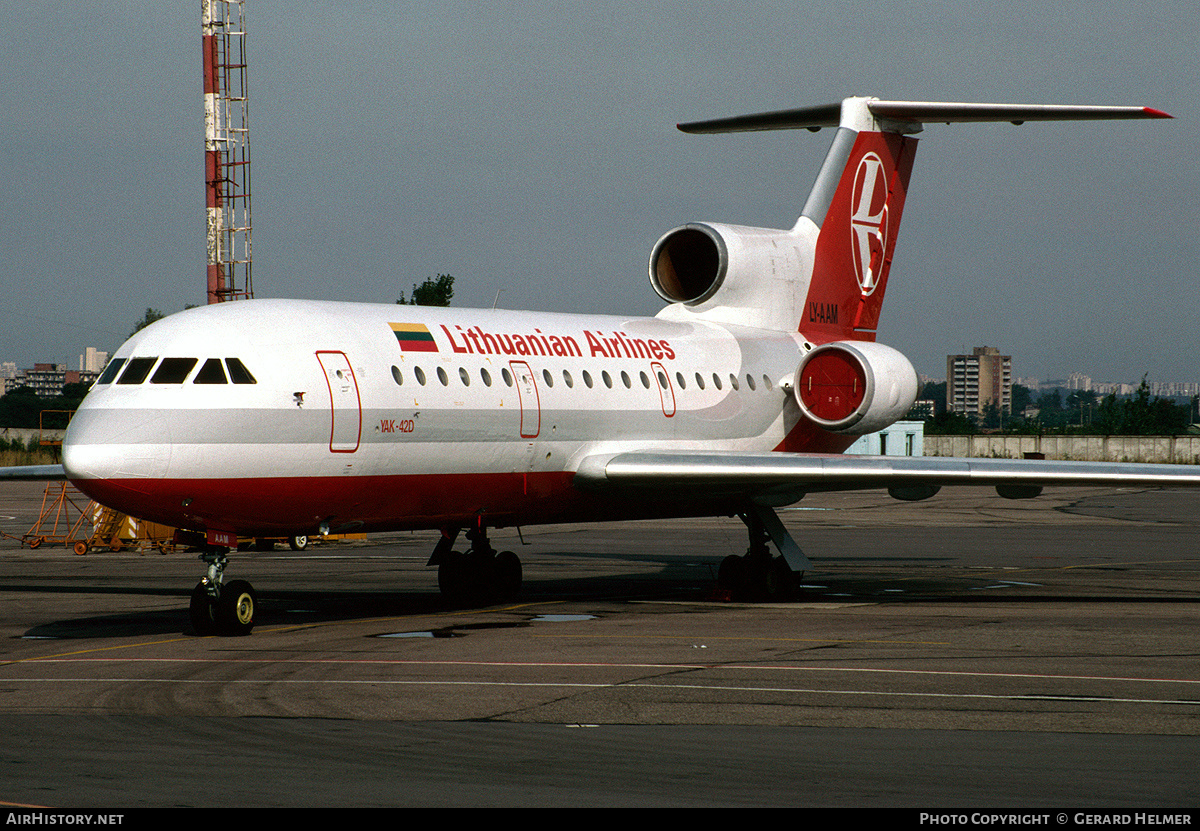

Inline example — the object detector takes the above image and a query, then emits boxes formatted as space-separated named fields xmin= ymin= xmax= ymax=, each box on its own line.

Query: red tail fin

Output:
xmin=804 ymin=131 xmax=917 ymax=343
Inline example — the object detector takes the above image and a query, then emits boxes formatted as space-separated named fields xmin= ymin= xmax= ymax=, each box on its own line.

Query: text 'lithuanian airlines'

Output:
xmin=430 ymin=323 xmax=677 ymax=362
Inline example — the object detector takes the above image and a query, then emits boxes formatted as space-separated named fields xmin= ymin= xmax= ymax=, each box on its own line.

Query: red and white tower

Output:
xmin=203 ymin=0 xmax=253 ymax=304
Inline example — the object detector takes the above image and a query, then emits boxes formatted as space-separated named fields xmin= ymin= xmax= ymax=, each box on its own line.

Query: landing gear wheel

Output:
xmin=438 ymin=550 xmax=467 ymax=601
xmin=190 ymin=581 xmax=219 ymax=635
xmin=496 ymin=550 xmax=522 ymax=599
xmin=717 ymin=555 xmax=745 ymax=597
xmin=217 ymin=579 xmax=256 ymax=635
xmin=289 ymin=535 xmax=308 ymax=551
xmin=764 ymin=556 xmax=796 ymax=602
xmin=717 ymin=554 xmax=794 ymax=601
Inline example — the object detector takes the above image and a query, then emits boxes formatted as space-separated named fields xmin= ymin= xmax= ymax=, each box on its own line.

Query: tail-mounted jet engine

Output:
xmin=793 ymin=340 xmax=918 ymax=435
xmin=649 ymin=222 xmax=802 ymax=314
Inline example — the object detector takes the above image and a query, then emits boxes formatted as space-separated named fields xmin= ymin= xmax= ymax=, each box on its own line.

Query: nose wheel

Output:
xmin=190 ymin=550 xmax=257 ymax=635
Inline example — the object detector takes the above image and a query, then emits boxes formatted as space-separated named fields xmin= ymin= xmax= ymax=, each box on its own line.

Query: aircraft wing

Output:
xmin=0 ymin=464 xmax=66 ymax=480
xmin=574 ymin=452 xmax=1200 ymax=506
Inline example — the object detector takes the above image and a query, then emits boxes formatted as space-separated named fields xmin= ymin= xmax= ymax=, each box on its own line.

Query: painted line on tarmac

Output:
xmin=0 ymin=676 xmax=1197 ymax=707
xmin=8 ymin=656 xmax=1200 ymax=688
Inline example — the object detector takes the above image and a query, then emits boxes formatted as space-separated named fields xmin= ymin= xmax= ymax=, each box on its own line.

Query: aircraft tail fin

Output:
xmin=678 ymin=99 xmax=1169 ymax=341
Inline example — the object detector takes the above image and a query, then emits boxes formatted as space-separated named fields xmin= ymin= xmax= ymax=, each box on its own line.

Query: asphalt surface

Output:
xmin=2 ymin=480 xmax=1199 ymax=809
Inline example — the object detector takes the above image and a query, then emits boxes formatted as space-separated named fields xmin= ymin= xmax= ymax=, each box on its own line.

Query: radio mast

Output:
xmin=203 ymin=0 xmax=253 ymax=303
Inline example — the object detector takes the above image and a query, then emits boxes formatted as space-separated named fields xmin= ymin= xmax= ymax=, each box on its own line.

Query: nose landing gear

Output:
xmin=189 ymin=550 xmax=257 ymax=635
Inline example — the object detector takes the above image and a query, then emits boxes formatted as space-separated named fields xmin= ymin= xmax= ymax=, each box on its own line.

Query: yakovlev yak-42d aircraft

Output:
xmin=59 ymin=96 xmax=1200 ymax=634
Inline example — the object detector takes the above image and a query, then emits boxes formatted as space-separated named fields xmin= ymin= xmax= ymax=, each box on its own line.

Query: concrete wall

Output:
xmin=925 ymin=434 xmax=1200 ymax=464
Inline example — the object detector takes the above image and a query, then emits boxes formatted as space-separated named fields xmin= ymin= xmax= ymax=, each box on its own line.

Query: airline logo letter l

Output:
xmin=850 ymin=152 xmax=888 ymax=296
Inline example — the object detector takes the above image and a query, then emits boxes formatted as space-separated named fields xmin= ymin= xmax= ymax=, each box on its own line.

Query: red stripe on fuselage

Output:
xmin=69 ymin=471 xmax=744 ymax=537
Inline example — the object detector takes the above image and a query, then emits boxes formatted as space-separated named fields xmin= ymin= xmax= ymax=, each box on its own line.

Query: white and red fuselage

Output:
xmin=62 ymin=299 xmax=858 ymax=539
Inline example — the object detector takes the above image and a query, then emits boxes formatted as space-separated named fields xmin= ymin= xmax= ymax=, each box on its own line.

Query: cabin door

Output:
xmin=316 ymin=350 xmax=362 ymax=453
xmin=509 ymin=360 xmax=541 ymax=439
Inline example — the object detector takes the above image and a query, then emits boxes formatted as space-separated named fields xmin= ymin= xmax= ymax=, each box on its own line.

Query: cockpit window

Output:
xmin=193 ymin=358 xmax=227 ymax=384
xmin=151 ymin=358 xmax=198 ymax=384
xmin=225 ymin=358 xmax=256 ymax=384
xmin=117 ymin=357 xmax=158 ymax=385
xmin=96 ymin=358 xmax=126 ymax=385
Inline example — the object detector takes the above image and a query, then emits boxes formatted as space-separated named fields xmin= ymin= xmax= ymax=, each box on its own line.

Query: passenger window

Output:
xmin=729 ymin=374 xmax=739 ymax=391
xmin=391 ymin=365 xmax=403 ymax=386
xmin=563 ymin=370 xmax=573 ymax=388
xmin=746 ymin=374 xmax=756 ymax=391
xmin=621 ymin=371 xmax=631 ymax=389
xmin=437 ymin=367 xmax=448 ymax=386
xmin=712 ymin=373 xmax=722 ymax=390
xmin=226 ymin=358 xmax=256 ymax=384
xmin=602 ymin=371 xmax=613 ymax=389
xmin=763 ymin=374 xmax=772 ymax=390
xmin=193 ymin=358 xmax=227 ymax=384
xmin=481 ymin=368 xmax=492 ymax=387
xmin=501 ymin=368 xmax=513 ymax=386
xmin=459 ymin=367 xmax=470 ymax=386
xmin=582 ymin=370 xmax=593 ymax=389
xmin=97 ymin=358 xmax=126 ymax=385
xmin=542 ymin=369 xmax=554 ymax=388
xmin=694 ymin=373 xmax=705 ymax=390
xmin=640 ymin=371 xmax=650 ymax=389
xmin=117 ymin=357 xmax=157 ymax=385
xmin=415 ymin=367 xmax=427 ymax=385
xmin=151 ymin=358 xmax=198 ymax=384
xmin=675 ymin=372 xmax=686 ymax=389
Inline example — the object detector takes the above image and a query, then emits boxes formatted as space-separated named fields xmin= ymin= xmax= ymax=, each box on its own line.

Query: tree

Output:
xmin=924 ymin=410 xmax=976 ymax=435
xmin=1065 ymin=389 xmax=1099 ymax=428
xmin=129 ymin=308 xmax=165 ymax=338
xmin=919 ymin=380 xmax=947 ymax=417
xmin=0 ymin=386 xmax=42 ymax=428
xmin=1011 ymin=384 xmax=1032 ymax=417
xmin=980 ymin=401 xmax=1002 ymax=430
xmin=398 ymin=274 xmax=454 ymax=307
xmin=1034 ymin=389 xmax=1065 ymax=429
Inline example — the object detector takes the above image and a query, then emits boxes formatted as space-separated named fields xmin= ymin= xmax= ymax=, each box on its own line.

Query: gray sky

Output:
xmin=2 ymin=1 xmax=1196 ymax=385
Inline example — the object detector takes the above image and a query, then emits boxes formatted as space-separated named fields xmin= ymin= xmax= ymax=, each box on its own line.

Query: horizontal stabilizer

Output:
xmin=869 ymin=101 xmax=1172 ymax=124
xmin=679 ymin=99 xmax=1171 ymax=134
xmin=679 ymin=103 xmax=842 ymax=133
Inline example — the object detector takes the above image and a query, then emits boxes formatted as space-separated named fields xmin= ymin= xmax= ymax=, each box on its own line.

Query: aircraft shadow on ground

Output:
xmin=14 ymin=561 xmax=1200 ymax=640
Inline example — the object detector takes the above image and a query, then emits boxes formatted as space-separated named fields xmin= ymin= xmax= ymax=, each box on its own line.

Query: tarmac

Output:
xmin=1 ymin=480 xmax=1198 ymax=808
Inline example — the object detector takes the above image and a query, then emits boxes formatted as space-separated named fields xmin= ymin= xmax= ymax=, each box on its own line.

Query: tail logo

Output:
xmin=849 ymin=152 xmax=889 ymax=296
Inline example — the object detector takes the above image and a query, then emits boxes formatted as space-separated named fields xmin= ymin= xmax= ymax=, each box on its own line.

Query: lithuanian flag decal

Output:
xmin=389 ymin=322 xmax=439 ymax=352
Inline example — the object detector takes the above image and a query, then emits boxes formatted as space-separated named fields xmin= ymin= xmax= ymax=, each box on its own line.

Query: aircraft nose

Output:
xmin=63 ymin=403 xmax=173 ymax=510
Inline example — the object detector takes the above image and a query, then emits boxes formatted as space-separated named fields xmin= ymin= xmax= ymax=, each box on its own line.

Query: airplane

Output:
xmin=57 ymin=96 xmax=1200 ymax=636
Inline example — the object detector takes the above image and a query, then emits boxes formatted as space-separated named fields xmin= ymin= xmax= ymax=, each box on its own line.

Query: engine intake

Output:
xmin=793 ymin=341 xmax=918 ymax=435
xmin=648 ymin=222 xmax=805 ymax=331
xmin=649 ymin=223 xmax=727 ymax=305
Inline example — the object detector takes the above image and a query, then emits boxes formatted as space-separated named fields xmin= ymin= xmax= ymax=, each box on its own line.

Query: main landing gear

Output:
xmin=430 ymin=526 xmax=522 ymax=605
xmin=189 ymin=549 xmax=256 ymax=636
xmin=716 ymin=505 xmax=812 ymax=602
